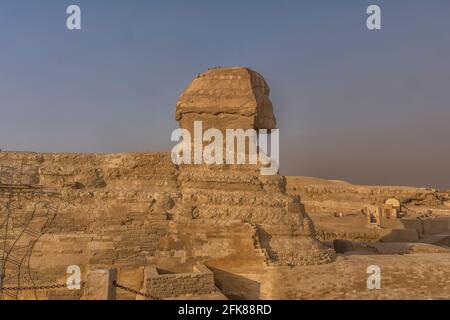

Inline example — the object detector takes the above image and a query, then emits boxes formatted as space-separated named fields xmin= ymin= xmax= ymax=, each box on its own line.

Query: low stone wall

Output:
xmin=401 ymin=217 xmax=450 ymax=236
xmin=146 ymin=263 xmax=216 ymax=298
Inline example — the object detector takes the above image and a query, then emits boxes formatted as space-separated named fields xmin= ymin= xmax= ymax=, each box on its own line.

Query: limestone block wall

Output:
xmin=0 ymin=151 xmax=178 ymax=299
xmin=146 ymin=263 xmax=216 ymax=298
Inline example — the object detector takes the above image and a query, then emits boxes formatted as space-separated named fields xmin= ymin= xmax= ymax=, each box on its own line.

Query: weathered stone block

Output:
xmin=82 ymin=269 xmax=117 ymax=300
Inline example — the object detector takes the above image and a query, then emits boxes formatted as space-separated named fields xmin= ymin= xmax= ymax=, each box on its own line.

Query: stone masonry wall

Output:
xmin=146 ymin=263 xmax=216 ymax=298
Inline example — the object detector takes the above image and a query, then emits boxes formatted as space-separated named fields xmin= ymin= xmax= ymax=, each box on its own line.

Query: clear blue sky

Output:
xmin=1 ymin=0 xmax=450 ymax=188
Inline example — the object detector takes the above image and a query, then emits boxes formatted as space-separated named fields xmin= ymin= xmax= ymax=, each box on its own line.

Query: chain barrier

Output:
xmin=113 ymin=281 xmax=160 ymax=300
xmin=1 ymin=280 xmax=157 ymax=300
xmin=0 ymin=282 xmax=84 ymax=292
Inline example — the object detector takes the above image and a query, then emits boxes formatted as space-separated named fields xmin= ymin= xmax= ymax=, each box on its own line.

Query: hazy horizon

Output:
xmin=1 ymin=1 xmax=450 ymax=189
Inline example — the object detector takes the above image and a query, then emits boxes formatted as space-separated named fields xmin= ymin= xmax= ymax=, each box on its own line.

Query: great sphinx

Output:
xmin=174 ymin=67 xmax=335 ymax=266
xmin=0 ymin=67 xmax=334 ymax=300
